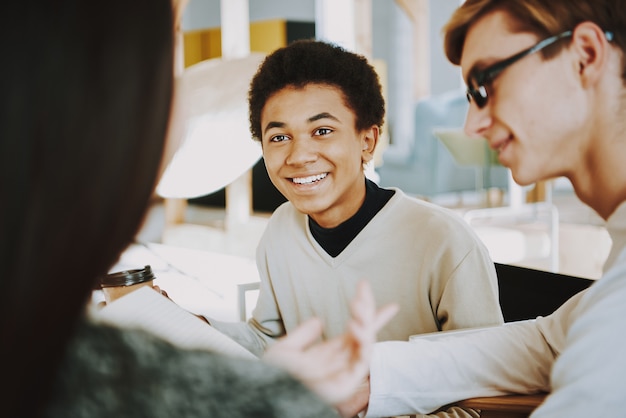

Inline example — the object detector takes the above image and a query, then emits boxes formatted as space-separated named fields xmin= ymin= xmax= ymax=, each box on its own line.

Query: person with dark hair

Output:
xmin=0 ymin=1 xmax=396 ymax=417
xmin=342 ymin=1 xmax=626 ymax=417
xmin=209 ymin=39 xmax=503 ymax=417
xmin=247 ymin=40 xmax=386 ymax=143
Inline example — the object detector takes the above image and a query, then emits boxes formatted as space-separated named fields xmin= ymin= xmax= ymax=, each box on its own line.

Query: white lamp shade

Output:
xmin=156 ymin=53 xmax=265 ymax=199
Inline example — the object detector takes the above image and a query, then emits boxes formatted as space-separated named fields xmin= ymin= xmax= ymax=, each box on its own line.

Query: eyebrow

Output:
xmin=262 ymin=112 xmax=341 ymax=135
xmin=263 ymin=121 xmax=285 ymax=135
xmin=308 ymin=112 xmax=340 ymax=123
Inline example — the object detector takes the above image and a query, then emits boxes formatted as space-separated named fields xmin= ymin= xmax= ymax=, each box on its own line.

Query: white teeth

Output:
xmin=292 ymin=173 xmax=328 ymax=184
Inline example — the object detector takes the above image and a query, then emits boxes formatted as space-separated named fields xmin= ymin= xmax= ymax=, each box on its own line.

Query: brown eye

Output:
xmin=314 ymin=128 xmax=333 ymax=136
xmin=270 ymin=134 xmax=290 ymax=143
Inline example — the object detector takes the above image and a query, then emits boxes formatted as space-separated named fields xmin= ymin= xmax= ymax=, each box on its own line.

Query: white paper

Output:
xmin=92 ymin=286 xmax=256 ymax=360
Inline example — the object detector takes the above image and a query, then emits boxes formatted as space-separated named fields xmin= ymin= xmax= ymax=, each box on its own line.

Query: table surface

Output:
xmin=456 ymin=392 xmax=548 ymax=417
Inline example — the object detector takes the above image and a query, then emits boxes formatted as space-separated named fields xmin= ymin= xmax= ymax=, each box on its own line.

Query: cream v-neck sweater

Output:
xmin=212 ymin=188 xmax=503 ymax=356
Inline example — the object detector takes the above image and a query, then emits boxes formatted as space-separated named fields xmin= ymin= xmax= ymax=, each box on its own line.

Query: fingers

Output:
xmin=152 ymin=285 xmax=169 ymax=299
xmin=262 ymin=280 xmax=397 ymax=407
xmin=264 ymin=325 xmax=351 ymax=384
xmin=350 ymin=281 xmax=398 ymax=331
xmin=347 ymin=281 xmax=399 ymax=346
xmin=349 ymin=281 xmax=375 ymax=328
xmin=263 ymin=317 xmax=325 ymax=373
xmin=335 ymin=379 xmax=371 ymax=418
xmin=373 ymin=303 xmax=400 ymax=333
xmin=291 ymin=338 xmax=353 ymax=381
xmin=274 ymin=317 xmax=323 ymax=350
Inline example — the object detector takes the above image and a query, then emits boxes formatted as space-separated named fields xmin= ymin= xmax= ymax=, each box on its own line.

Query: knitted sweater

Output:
xmin=43 ymin=319 xmax=338 ymax=418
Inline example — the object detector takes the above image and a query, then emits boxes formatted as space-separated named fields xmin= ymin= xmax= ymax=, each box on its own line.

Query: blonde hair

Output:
xmin=443 ymin=0 xmax=626 ymax=80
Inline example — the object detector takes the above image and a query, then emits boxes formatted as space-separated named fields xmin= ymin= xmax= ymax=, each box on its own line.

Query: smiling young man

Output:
xmin=259 ymin=82 xmax=372 ymax=229
xmin=208 ymin=40 xmax=503 ymax=417
xmin=351 ymin=1 xmax=626 ymax=417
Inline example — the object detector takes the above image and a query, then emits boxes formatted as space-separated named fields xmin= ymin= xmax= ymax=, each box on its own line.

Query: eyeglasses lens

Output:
xmin=467 ymin=85 xmax=488 ymax=108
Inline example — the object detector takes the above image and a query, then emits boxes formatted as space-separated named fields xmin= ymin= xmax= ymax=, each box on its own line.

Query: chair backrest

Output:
xmin=433 ymin=128 xmax=499 ymax=167
xmin=495 ymin=263 xmax=594 ymax=322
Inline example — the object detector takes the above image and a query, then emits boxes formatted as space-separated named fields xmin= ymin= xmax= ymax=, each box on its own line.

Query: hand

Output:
xmin=335 ymin=379 xmax=371 ymax=417
xmin=96 ymin=285 xmax=171 ymax=309
xmin=152 ymin=284 xmax=169 ymax=299
xmin=263 ymin=281 xmax=397 ymax=409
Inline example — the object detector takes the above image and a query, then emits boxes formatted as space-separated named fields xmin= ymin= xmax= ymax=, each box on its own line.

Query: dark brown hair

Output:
xmin=0 ymin=0 xmax=174 ymax=415
xmin=248 ymin=39 xmax=385 ymax=142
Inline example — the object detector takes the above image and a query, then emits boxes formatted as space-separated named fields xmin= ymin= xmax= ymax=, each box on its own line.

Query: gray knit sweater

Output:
xmin=44 ymin=319 xmax=339 ymax=418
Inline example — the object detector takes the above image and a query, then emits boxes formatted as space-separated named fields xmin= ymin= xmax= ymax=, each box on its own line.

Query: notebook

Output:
xmin=91 ymin=286 xmax=256 ymax=360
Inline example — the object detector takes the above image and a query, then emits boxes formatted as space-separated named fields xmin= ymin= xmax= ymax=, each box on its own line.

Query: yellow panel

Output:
xmin=183 ymin=27 xmax=222 ymax=67
xmin=250 ymin=19 xmax=286 ymax=54
xmin=184 ymin=19 xmax=287 ymax=67
xmin=203 ymin=28 xmax=222 ymax=59
xmin=183 ymin=31 xmax=203 ymax=67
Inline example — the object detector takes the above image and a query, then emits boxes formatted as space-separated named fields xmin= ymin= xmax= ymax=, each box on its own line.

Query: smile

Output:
xmin=291 ymin=173 xmax=328 ymax=185
xmin=499 ymin=138 xmax=512 ymax=152
xmin=492 ymin=136 xmax=512 ymax=153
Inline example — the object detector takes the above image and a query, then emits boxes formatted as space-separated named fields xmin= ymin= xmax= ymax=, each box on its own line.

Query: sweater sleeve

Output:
xmin=208 ymin=265 xmax=285 ymax=357
xmin=531 ymin=260 xmax=626 ymax=417
xmin=208 ymin=231 xmax=287 ymax=357
xmin=365 ymin=293 xmax=583 ymax=417
xmin=436 ymin=245 xmax=504 ymax=331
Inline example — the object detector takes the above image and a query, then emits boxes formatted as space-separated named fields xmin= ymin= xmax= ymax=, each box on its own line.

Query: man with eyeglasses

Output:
xmin=336 ymin=1 xmax=626 ymax=417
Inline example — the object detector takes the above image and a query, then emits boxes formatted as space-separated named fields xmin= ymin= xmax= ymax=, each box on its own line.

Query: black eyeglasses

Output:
xmin=466 ymin=30 xmax=615 ymax=108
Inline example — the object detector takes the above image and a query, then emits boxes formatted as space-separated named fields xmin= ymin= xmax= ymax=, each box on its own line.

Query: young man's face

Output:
xmin=460 ymin=9 xmax=589 ymax=186
xmin=260 ymin=83 xmax=377 ymax=228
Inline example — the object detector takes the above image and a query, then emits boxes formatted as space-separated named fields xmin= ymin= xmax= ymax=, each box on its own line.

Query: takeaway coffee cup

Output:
xmin=100 ymin=265 xmax=155 ymax=304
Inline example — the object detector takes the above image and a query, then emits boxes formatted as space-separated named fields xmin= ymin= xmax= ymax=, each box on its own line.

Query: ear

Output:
xmin=570 ymin=22 xmax=612 ymax=87
xmin=360 ymin=125 xmax=379 ymax=164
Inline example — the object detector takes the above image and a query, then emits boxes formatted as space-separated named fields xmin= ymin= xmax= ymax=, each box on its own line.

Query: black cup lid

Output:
xmin=100 ymin=265 xmax=155 ymax=288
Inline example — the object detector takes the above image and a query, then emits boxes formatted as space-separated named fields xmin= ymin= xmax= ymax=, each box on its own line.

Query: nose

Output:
xmin=464 ymin=101 xmax=492 ymax=139
xmin=285 ymin=137 xmax=317 ymax=166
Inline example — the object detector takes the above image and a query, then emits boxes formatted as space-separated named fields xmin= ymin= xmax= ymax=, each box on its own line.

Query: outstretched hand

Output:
xmin=262 ymin=281 xmax=398 ymax=408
